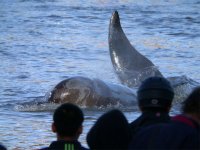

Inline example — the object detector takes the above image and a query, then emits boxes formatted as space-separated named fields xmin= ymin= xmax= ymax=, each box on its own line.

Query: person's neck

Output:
xmin=143 ymin=110 xmax=168 ymax=114
xmin=185 ymin=113 xmax=200 ymax=125
xmin=57 ymin=135 xmax=77 ymax=142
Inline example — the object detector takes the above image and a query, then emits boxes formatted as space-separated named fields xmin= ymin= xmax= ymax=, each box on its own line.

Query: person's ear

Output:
xmin=166 ymin=105 xmax=172 ymax=112
xmin=52 ymin=123 xmax=57 ymax=133
xmin=139 ymin=105 xmax=144 ymax=112
xmin=77 ymin=125 xmax=83 ymax=135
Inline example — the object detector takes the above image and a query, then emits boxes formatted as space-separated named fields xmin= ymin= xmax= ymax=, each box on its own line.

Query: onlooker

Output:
xmin=87 ymin=109 xmax=131 ymax=150
xmin=129 ymin=86 xmax=200 ymax=149
xmin=0 ymin=144 xmax=6 ymax=150
xmin=39 ymin=103 xmax=89 ymax=150
xmin=129 ymin=76 xmax=174 ymax=134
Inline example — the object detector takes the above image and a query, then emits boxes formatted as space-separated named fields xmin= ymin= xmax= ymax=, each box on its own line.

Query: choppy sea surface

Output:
xmin=0 ymin=0 xmax=200 ymax=149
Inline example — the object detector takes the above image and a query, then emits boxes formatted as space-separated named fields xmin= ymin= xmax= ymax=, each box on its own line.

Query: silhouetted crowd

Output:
xmin=1 ymin=77 xmax=200 ymax=150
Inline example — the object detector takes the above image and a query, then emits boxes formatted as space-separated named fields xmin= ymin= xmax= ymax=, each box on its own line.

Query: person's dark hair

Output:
xmin=87 ymin=109 xmax=131 ymax=150
xmin=137 ymin=76 xmax=174 ymax=111
xmin=53 ymin=103 xmax=84 ymax=137
xmin=182 ymin=87 xmax=200 ymax=114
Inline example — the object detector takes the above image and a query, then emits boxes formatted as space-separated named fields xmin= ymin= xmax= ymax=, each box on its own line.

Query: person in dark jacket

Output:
xmin=129 ymin=76 xmax=174 ymax=135
xmin=129 ymin=86 xmax=200 ymax=150
xmin=87 ymin=109 xmax=132 ymax=150
xmin=39 ymin=103 xmax=89 ymax=150
xmin=0 ymin=144 xmax=6 ymax=150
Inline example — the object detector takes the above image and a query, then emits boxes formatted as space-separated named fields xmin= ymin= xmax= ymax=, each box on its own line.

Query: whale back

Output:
xmin=48 ymin=76 xmax=136 ymax=108
xmin=48 ymin=77 xmax=92 ymax=104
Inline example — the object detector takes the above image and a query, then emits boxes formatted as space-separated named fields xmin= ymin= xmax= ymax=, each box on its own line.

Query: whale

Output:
xmin=47 ymin=76 xmax=136 ymax=108
xmin=18 ymin=11 xmax=199 ymax=111
xmin=109 ymin=11 xmax=163 ymax=88
xmin=45 ymin=11 xmax=198 ymax=108
xmin=38 ymin=11 xmax=199 ymax=109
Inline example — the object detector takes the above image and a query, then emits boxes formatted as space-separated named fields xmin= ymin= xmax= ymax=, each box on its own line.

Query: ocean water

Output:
xmin=0 ymin=0 xmax=200 ymax=149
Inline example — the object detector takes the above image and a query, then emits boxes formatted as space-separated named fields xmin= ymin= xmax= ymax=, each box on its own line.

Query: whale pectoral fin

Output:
xmin=109 ymin=11 xmax=163 ymax=87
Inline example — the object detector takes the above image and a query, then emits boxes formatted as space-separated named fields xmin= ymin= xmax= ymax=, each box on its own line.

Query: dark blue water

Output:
xmin=0 ymin=0 xmax=200 ymax=149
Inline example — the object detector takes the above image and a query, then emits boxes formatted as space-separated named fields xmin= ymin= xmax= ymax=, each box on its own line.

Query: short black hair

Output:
xmin=53 ymin=103 xmax=84 ymax=137
xmin=182 ymin=87 xmax=200 ymax=114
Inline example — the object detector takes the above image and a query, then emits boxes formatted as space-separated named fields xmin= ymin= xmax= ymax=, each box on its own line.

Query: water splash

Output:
xmin=115 ymin=65 xmax=162 ymax=87
xmin=168 ymin=75 xmax=200 ymax=104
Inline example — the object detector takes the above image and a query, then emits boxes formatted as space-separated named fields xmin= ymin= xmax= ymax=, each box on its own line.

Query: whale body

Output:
xmin=47 ymin=76 xmax=136 ymax=108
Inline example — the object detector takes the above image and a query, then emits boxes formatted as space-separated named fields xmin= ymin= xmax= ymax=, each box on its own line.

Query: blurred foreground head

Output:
xmin=182 ymin=86 xmax=200 ymax=123
xmin=87 ymin=109 xmax=131 ymax=150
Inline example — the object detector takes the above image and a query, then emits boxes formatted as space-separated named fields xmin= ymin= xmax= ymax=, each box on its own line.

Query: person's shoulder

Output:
xmin=36 ymin=147 xmax=49 ymax=150
xmin=37 ymin=145 xmax=89 ymax=150
xmin=129 ymin=115 xmax=143 ymax=126
xmin=172 ymin=115 xmax=200 ymax=129
xmin=81 ymin=146 xmax=90 ymax=150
